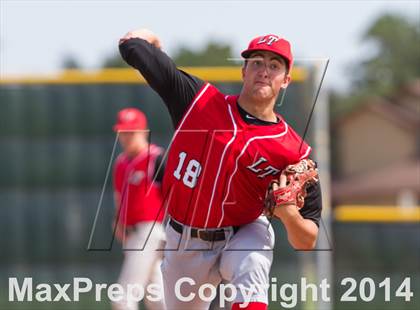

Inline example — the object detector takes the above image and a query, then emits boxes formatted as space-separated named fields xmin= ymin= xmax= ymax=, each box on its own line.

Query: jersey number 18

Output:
xmin=173 ymin=151 xmax=202 ymax=189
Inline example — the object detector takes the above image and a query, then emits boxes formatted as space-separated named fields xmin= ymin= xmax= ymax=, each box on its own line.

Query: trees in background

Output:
xmin=100 ymin=40 xmax=234 ymax=68
xmin=332 ymin=13 xmax=420 ymax=115
xmin=101 ymin=54 xmax=129 ymax=68
xmin=172 ymin=41 xmax=233 ymax=67
xmin=61 ymin=55 xmax=82 ymax=69
xmin=353 ymin=14 xmax=420 ymax=96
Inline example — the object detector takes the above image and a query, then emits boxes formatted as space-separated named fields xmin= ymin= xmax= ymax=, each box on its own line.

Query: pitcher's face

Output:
xmin=242 ymin=51 xmax=291 ymax=102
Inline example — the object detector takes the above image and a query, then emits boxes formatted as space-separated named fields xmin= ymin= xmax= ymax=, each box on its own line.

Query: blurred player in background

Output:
xmin=112 ymin=107 xmax=166 ymax=310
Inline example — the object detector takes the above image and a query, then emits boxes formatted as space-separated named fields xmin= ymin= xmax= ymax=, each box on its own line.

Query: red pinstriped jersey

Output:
xmin=162 ymin=84 xmax=311 ymax=228
xmin=114 ymin=144 xmax=164 ymax=225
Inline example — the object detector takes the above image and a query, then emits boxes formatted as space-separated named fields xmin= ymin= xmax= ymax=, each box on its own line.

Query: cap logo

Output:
xmin=257 ymin=35 xmax=279 ymax=46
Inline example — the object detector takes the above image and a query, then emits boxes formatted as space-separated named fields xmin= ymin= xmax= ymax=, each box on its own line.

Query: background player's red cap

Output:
xmin=113 ymin=108 xmax=147 ymax=132
xmin=241 ymin=34 xmax=293 ymax=70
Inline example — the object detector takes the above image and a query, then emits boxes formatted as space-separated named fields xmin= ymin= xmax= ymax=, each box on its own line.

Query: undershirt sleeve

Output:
xmin=119 ymin=38 xmax=204 ymax=127
xmin=299 ymin=181 xmax=322 ymax=227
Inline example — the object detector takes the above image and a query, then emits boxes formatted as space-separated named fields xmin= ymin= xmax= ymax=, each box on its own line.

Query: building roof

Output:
xmin=332 ymin=158 xmax=420 ymax=202
xmin=334 ymin=79 xmax=420 ymax=132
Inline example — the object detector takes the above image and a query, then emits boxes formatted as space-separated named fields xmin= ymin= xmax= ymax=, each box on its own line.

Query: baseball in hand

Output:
xmin=119 ymin=28 xmax=162 ymax=49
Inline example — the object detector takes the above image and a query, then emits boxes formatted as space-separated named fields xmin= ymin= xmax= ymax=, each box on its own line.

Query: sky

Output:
xmin=0 ymin=0 xmax=419 ymax=91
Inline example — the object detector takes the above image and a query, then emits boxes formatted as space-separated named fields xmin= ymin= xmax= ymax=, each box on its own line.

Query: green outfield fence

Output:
xmin=0 ymin=68 xmax=419 ymax=310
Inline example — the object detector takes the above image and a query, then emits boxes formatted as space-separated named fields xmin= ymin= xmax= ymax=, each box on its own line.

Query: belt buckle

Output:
xmin=197 ymin=229 xmax=210 ymax=241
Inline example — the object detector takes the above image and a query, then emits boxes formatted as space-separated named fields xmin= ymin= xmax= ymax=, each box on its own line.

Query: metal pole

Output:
xmin=314 ymin=60 xmax=333 ymax=310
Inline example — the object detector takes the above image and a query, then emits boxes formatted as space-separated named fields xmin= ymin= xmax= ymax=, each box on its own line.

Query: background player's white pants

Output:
xmin=112 ymin=222 xmax=166 ymax=310
xmin=161 ymin=216 xmax=275 ymax=309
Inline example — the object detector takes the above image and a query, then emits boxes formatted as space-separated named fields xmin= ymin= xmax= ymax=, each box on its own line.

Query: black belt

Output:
xmin=169 ymin=219 xmax=239 ymax=242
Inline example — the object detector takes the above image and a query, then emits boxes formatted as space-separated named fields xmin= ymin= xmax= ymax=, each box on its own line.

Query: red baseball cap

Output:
xmin=113 ymin=108 xmax=147 ymax=132
xmin=241 ymin=34 xmax=293 ymax=69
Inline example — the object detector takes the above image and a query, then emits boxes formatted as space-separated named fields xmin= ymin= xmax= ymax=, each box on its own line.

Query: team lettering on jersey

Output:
xmin=246 ymin=156 xmax=281 ymax=179
xmin=128 ymin=170 xmax=145 ymax=185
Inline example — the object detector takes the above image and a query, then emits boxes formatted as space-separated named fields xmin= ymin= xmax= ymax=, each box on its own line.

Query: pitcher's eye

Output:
xmin=270 ymin=63 xmax=280 ymax=72
xmin=251 ymin=59 xmax=263 ymax=68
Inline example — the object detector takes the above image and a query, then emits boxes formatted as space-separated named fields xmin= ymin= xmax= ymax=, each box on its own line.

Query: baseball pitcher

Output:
xmin=119 ymin=30 xmax=322 ymax=310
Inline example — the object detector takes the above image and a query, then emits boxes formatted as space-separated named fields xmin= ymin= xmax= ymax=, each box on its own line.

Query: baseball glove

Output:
xmin=264 ymin=159 xmax=318 ymax=219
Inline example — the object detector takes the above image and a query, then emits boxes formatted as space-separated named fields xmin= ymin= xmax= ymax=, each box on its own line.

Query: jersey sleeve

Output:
xmin=299 ymin=142 xmax=312 ymax=160
xmin=282 ymin=121 xmax=312 ymax=163
xmin=119 ymin=38 xmax=204 ymax=127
